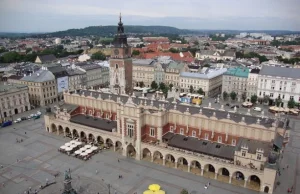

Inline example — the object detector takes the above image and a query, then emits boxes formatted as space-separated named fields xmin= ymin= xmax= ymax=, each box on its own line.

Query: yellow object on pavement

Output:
xmin=154 ymin=190 xmax=166 ymax=194
xmin=148 ymin=184 xmax=161 ymax=191
xmin=143 ymin=190 xmax=154 ymax=194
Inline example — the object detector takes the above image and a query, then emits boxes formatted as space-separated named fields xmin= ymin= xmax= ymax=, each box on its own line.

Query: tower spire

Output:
xmin=119 ymin=12 xmax=122 ymax=22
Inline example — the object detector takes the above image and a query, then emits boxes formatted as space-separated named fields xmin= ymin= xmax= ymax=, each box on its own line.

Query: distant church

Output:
xmin=109 ymin=13 xmax=133 ymax=95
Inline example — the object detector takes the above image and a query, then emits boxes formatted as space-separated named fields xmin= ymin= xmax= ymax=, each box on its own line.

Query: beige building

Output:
xmin=195 ymin=50 xmax=236 ymax=61
xmin=180 ymin=68 xmax=227 ymax=97
xmin=247 ymin=69 xmax=260 ymax=100
xmin=9 ymin=68 xmax=58 ymax=107
xmin=132 ymin=59 xmax=155 ymax=87
xmin=0 ymin=83 xmax=30 ymax=119
xmin=66 ymin=68 xmax=87 ymax=91
xmin=165 ymin=61 xmax=186 ymax=87
xmin=45 ymin=89 xmax=287 ymax=194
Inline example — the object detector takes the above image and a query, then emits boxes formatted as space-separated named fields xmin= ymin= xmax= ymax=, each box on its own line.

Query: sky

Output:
xmin=0 ymin=0 xmax=300 ymax=32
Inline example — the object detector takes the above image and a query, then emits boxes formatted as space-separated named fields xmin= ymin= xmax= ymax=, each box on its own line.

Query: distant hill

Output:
xmin=41 ymin=25 xmax=195 ymax=37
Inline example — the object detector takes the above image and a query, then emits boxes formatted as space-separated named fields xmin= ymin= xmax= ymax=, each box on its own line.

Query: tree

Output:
xmin=151 ymin=81 xmax=158 ymax=90
xmin=250 ymin=95 xmax=258 ymax=104
xmin=169 ymin=83 xmax=173 ymax=90
xmin=223 ymin=91 xmax=228 ymax=100
xmin=91 ymin=51 xmax=106 ymax=60
xmin=159 ymin=82 xmax=166 ymax=90
xmin=189 ymin=85 xmax=194 ymax=93
xmin=139 ymin=81 xmax=145 ymax=88
xmin=193 ymin=41 xmax=199 ymax=45
xmin=288 ymin=99 xmax=296 ymax=108
xmin=169 ymin=48 xmax=179 ymax=53
xmin=132 ymin=50 xmax=140 ymax=56
xmin=197 ymin=88 xmax=204 ymax=95
xmin=275 ymin=97 xmax=282 ymax=107
xmin=230 ymin=91 xmax=237 ymax=101
xmin=263 ymin=95 xmax=270 ymax=103
xmin=180 ymin=189 xmax=188 ymax=194
xmin=162 ymin=87 xmax=169 ymax=98
xmin=241 ymin=92 xmax=247 ymax=102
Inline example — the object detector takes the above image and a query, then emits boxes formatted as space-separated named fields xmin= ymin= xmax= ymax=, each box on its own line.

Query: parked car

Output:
xmin=37 ymin=111 xmax=42 ymax=116
xmin=1 ymin=120 xmax=12 ymax=127
xmin=231 ymin=105 xmax=239 ymax=109
xmin=253 ymin=107 xmax=262 ymax=112
xmin=21 ymin=117 xmax=27 ymax=121
xmin=14 ymin=118 xmax=22 ymax=123
xmin=225 ymin=103 xmax=230 ymax=106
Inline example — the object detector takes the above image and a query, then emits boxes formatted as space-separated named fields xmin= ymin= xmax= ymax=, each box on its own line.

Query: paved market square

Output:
xmin=0 ymin=109 xmax=299 ymax=194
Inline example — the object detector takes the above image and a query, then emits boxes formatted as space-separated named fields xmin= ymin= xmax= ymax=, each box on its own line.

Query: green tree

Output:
xmin=151 ymin=81 xmax=158 ymax=90
xmin=223 ymin=91 xmax=228 ymax=100
xmin=132 ymin=50 xmax=140 ymax=56
xmin=0 ymin=52 xmax=23 ymax=63
xmin=180 ymin=189 xmax=189 ymax=194
xmin=0 ymin=47 xmax=7 ymax=53
xmin=230 ymin=91 xmax=237 ymax=101
xmin=288 ymin=99 xmax=296 ymax=108
xmin=193 ymin=41 xmax=199 ymax=45
xmin=169 ymin=83 xmax=173 ymax=90
xmin=91 ymin=51 xmax=106 ymax=60
xmin=169 ymin=48 xmax=179 ymax=53
xmin=139 ymin=81 xmax=145 ymax=88
xmin=159 ymin=82 xmax=166 ymax=90
xmin=275 ymin=97 xmax=282 ymax=107
xmin=197 ymin=88 xmax=204 ymax=95
xmin=241 ymin=92 xmax=247 ymax=102
xmin=162 ymin=86 xmax=169 ymax=98
xmin=189 ymin=85 xmax=194 ymax=93
xmin=263 ymin=95 xmax=270 ymax=104
xmin=250 ymin=95 xmax=258 ymax=104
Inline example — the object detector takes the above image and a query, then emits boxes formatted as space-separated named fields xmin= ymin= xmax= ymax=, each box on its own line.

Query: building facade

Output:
xmin=0 ymin=83 xmax=30 ymax=119
xmin=66 ymin=68 xmax=87 ymax=91
xmin=132 ymin=59 xmax=155 ymax=87
xmin=9 ymin=68 xmax=58 ymax=107
xmin=165 ymin=61 xmax=186 ymax=87
xmin=222 ymin=67 xmax=249 ymax=101
xmin=180 ymin=68 xmax=226 ymax=97
xmin=195 ymin=50 xmax=236 ymax=61
xmin=257 ymin=66 xmax=300 ymax=107
xmin=247 ymin=69 xmax=260 ymax=101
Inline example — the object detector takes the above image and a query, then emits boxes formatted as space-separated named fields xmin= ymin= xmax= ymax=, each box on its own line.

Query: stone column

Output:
xmin=201 ymin=169 xmax=204 ymax=176
xmin=188 ymin=165 xmax=191 ymax=172
xmin=229 ymin=176 xmax=232 ymax=184
xmin=151 ymin=155 xmax=154 ymax=162
xmin=157 ymin=127 xmax=162 ymax=143
xmin=175 ymin=162 xmax=178 ymax=169
xmin=244 ymin=178 xmax=248 ymax=187
xmin=214 ymin=173 xmax=218 ymax=179
xmin=163 ymin=157 xmax=166 ymax=166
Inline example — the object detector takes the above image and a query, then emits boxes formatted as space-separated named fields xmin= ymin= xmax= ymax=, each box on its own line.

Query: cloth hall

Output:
xmin=44 ymin=16 xmax=287 ymax=194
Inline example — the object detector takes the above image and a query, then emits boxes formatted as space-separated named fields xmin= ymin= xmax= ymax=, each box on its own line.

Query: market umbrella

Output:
xmin=85 ymin=145 xmax=92 ymax=149
xmin=86 ymin=149 xmax=93 ymax=154
xmin=80 ymin=152 xmax=88 ymax=156
xmin=91 ymin=146 xmax=98 ymax=151
xmin=278 ymin=107 xmax=284 ymax=112
xmin=80 ymin=147 xmax=87 ymax=151
xmin=154 ymin=190 xmax=165 ymax=194
xmin=74 ymin=141 xmax=82 ymax=146
xmin=143 ymin=190 xmax=154 ymax=194
xmin=284 ymin=108 xmax=290 ymax=112
xmin=65 ymin=143 xmax=71 ymax=147
xmin=74 ymin=150 xmax=81 ymax=155
xmin=70 ymin=144 xmax=77 ymax=149
xmin=148 ymin=184 xmax=161 ymax=192
xmin=65 ymin=147 xmax=72 ymax=152
xmin=70 ymin=140 xmax=77 ymax=144
xmin=60 ymin=145 xmax=67 ymax=150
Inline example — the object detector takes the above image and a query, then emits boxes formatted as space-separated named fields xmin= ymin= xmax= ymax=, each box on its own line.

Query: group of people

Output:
xmin=16 ymin=138 xmax=23 ymax=143
xmin=204 ymin=182 xmax=210 ymax=189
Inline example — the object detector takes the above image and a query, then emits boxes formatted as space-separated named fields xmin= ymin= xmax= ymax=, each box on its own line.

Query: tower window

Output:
xmin=115 ymin=64 xmax=118 ymax=69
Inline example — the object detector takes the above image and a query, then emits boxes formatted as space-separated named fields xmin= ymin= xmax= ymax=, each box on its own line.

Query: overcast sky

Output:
xmin=0 ymin=0 xmax=300 ymax=32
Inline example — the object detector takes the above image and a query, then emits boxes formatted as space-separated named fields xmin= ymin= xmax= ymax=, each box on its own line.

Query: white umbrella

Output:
xmin=80 ymin=152 xmax=88 ymax=156
xmin=86 ymin=149 xmax=93 ymax=154
xmin=65 ymin=147 xmax=72 ymax=151
xmin=74 ymin=141 xmax=82 ymax=146
xmin=80 ymin=147 xmax=87 ymax=151
xmin=65 ymin=143 xmax=71 ymax=146
xmin=70 ymin=144 xmax=77 ymax=149
xmin=91 ymin=146 xmax=98 ymax=151
xmin=85 ymin=145 xmax=92 ymax=149
xmin=70 ymin=140 xmax=77 ymax=144
xmin=60 ymin=145 xmax=67 ymax=150
xmin=74 ymin=150 xmax=81 ymax=154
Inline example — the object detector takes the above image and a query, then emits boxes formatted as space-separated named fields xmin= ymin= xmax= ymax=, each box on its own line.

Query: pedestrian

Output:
xmin=118 ymin=159 xmax=120 ymax=163
xmin=208 ymin=182 xmax=210 ymax=186
xmin=69 ymin=168 xmax=71 ymax=172
xmin=25 ymin=132 xmax=26 ymax=134
xmin=96 ymin=170 xmax=98 ymax=174
xmin=115 ymin=189 xmax=117 ymax=194
xmin=287 ymin=165 xmax=289 ymax=169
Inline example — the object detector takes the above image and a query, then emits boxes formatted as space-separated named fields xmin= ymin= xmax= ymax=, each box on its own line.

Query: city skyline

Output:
xmin=0 ymin=0 xmax=300 ymax=32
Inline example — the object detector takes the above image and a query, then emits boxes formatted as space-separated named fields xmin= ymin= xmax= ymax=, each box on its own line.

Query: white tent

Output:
xmin=79 ymin=147 xmax=87 ymax=151
xmin=86 ymin=149 xmax=93 ymax=154
xmin=85 ymin=145 xmax=92 ymax=149
xmin=60 ymin=145 xmax=67 ymax=150
xmin=65 ymin=147 xmax=72 ymax=152
xmin=74 ymin=150 xmax=81 ymax=155
xmin=80 ymin=152 xmax=88 ymax=156
xmin=65 ymin=143 xmax=72 ymax=147
xmin=91 ymin=146 xmax=98 ymax=151
xmin=74 ymin=141 xmax=82 ymax=146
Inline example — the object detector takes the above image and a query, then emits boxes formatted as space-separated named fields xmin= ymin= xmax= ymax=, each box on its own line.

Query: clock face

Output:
xmin=114 ymin=49 xmax=119 ymax=55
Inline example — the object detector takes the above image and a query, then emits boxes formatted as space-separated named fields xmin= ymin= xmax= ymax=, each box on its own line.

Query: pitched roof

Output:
xmin=259 ymin=65 xmax=300 ymax=79
xmin=20 ymin=69 xmax=55 ymax=82
xmin=132 ymin=59 xmax=155 ymax=66
xmin=180 ymin=68 xmax=227 ymax=79
xmin=224 ymin=67 xmax=249 ymax=78
xmin=36 ymin=54 xmax=57 ymax=63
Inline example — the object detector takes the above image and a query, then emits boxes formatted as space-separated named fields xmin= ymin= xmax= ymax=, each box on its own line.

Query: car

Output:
xmin=27 ymin=115 xmax=32 ymax=120
xmin=37 ymin=111 xmax=42 ymax=116
xmin=231 ymin=105 xmax=239 ymax=109
xmin=14 ymin=118 xmax=21 ymax=123
xmin=21 ymin=117 xmax=27 ymax=121
xmin=253 ymin=107 xmax=262 ymax=112
xmin=225 ymin=103 xmax=230 ymax=106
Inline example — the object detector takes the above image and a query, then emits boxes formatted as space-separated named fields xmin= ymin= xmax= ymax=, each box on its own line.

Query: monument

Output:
xmin=62 ymin=170 xmax=77 ymax=194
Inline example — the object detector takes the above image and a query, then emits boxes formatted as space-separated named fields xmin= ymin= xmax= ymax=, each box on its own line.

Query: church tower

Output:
xmin=109 ymin=13 xmax=133 ymax=94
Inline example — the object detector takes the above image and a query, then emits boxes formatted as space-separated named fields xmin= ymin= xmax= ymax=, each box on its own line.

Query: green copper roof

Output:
xmin=225 ymin=67 xmax=249 ymax=78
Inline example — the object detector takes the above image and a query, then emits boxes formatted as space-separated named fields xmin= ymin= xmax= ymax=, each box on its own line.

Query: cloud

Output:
xmin=0 ymin=0 xmax=300 ymax=32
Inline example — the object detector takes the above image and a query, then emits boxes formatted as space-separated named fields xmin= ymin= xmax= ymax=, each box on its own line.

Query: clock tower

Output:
xmin=109 ymin=13 xmax=133 ymax=95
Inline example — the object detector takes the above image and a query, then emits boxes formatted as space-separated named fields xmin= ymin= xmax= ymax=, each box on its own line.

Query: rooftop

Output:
xmin=180 ymin=68 xmax=227 ymax=79
xmin=259 ymin=65 xmax=300 ymax=79
xmin=132 ymin=59 xmax=155 ymax=66
xmin=20 ymin=69 xmax=55 ymax=82
xmin=0 ymin=83 xmax=28 ymax=93
xmin=70 ymin=114 xmax=117 ymax=132
xmin=224 ymin=67 xmax=250 ymax=78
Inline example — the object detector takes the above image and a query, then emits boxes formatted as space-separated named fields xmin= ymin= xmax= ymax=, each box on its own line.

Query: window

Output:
xmin=271 ymin=80 xmax=275 ymax=83
xmin=257 ymin=154 xmax=262 ymax=160
xmin=271 ymin=86 xmax=275 ymax=90
xmin=192 ymin=130 xmax=196 ymax=137
xmin=270 ymin=93 xmax=274 ymax=97
xmin=97 ymin=112 xmax=100 ymax=117
xmin=283 ymin=95 xmax=285 ymax=99
xmin=180 ymin=128 xmax=184 ymax=135
xmin=204 ymin=133 xmax=209 ymax=140
xmin=232 ymin=139 xmax=236 ymax=146
xmin=150 ymin=128 xmax=155 ymax=137
xmin=127 ymin=124 xmax=134 ymax=138
xmin=290 ymin=96 xmax=294 ymax=100
xmin=217 ymin=136 xmax=222 ymax=143
xmin=89 ymin=110 xmax=92 ymax=115
xmin=292 ymin=82 xmax=296 ymax=86
xmin=106 ymin=114 xmax=109 ymax=119
xmin=170 ymin=126 xmax=174 ymax=132
xmin=242 ymin=151 xmax=246 ymax=157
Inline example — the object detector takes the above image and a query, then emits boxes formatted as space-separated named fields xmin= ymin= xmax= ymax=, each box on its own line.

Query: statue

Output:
xmin=64 ymin=170 xmax=71 ymax=180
